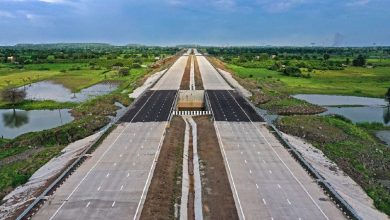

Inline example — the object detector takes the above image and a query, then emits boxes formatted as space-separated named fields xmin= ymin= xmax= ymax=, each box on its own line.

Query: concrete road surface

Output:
xmin=215 ymin=121 xmax=345 ymax=220
xmin=152 ymin=55 xmax=188 ymax=90
xmin=33 ymin=122 xmax=167 ymax=220
xmin=197 ymin=55 xmax=232 ymax=90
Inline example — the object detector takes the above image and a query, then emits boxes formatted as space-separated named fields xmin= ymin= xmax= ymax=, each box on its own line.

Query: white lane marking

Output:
xmin=127 ymin=172 xmax=130 ymax=177
xmin=86 ymin=202 xmax=91 ymax=208
xmin=269 ymin=170 xmax=272 ymax=174
xmin=106 ymin=173 xmax=110 ymax=178
xmin=278 ymin=184 xmax=281 ymax=189
xmin=227 ymin=91 xmax=330 ymax=220
xmin=262 ymin=159 xmax=266 ymax=164
xmin=120 ymin=185 xmax=124 ymax=191
xmin=120 ymin=154 xmax=123 ymax=157
xmin=112 ymin=201 xmax=116 ymax=207
xmin=48 ymin=91 xmax=156 ymax=220
xmin=240 ymin=151 xmax=243 ymax=155
xmin=249 ymin=169 xmax=252 ymax=174
xmin=114 ymin=163 xmax=117 ymax=166
xmin=244 ymin=160 xmax=247 ymax=164
xmin=262 ymin=198 xmax=267 ymax=205
xmin=257 ymin=151 xmax=260 ymax=155
xmin=256 ymin=184 xmax=259 ymax=189
xmin=287 ymin=199 xmax=292 ymax=205
xmin=214 ymin=123 xmax=246 ymax=220
xmin=141 ymin=145 xmax=144 ymax=149
xmin=97 ymin=186 xmax=101 ymax=191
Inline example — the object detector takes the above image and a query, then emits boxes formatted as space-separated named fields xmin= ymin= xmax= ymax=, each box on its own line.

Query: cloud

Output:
xmin=256 ymin=0 xmax=306 ymax=13
xmin=346 ymin=0 xmax=371 ymax=7
xmin=0 ymin=10 xmax=15 ymax=18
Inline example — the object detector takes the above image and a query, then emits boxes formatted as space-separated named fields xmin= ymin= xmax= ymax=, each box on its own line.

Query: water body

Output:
xmin=293 ymin=94 xmax=390 ymax=125
xmin=21 ymin=81 xmax=118 ymax=102
xmin=0 ymin=109 xmax=74 ymax=139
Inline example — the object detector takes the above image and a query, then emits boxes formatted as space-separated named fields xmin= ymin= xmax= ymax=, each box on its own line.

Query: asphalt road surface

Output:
xmin=215 ymin=121 xmax=345 ymax=220
xmin=152 ymin=55 xmax=188 ymax=90
xmin=33 ymin=122 xmax=167 ymax=220
xmin=207 ymin=90 xmax=263 ymax=122
xmin=196 ymin=55 xmax=232 ymax=90
xmin=120 ymin=90 xmax=177 ymax=123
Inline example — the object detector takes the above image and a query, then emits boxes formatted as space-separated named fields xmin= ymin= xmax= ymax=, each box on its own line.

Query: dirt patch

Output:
xmin=140 ymin=116 xmax=185 ymax=220
xmin=193 ymin=56 xmax=204 ymax=90
xmin=194 ymin=116 xmax=238 ymax=220
xmin=180 ymin=55 xmax=192 ymax=90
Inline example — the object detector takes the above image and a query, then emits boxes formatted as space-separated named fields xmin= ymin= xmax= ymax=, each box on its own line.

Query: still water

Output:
xmin=0 ymin=109 xmax=74 ymax=139
xmin=293 ymin=94 xmax=390 ymax=125
xmin=21 ymin=81 xmax=118 ymax=102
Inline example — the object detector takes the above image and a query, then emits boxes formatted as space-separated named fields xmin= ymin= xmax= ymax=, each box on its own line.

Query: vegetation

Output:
xmin=1 ymin=87 xmax=26 ymax=107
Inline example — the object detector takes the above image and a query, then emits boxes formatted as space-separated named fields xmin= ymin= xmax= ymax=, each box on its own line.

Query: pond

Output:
xmin=293 ymin=94 xmax=390 ymax=125
xmin=21 ymin=81 xmax=119 ymax=102
xmin=0 ymin=109 xmax=74 ymax=139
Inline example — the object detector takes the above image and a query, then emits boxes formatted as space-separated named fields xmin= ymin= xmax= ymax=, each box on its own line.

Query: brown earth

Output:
xmin=194 ymin=116 xmax=238 ymax=220
xmin=180 ymin=55 xmax=192 ymax=90
xmin=140 ymin=116 xmax=185 ymax=220
xmin=193 ymin=56 xmax=204 ymax=90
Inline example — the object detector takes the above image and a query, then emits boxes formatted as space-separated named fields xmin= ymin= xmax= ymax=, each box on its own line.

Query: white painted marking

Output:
xmin=240 ymin=151 xmax=243 ymax=155
xmin=262 ymin=159 xmax=266 ymax=164
xmin=112 ymin=201 xmax=116 ymax=207
xmin=257 ymin=151 xmax=260 ymax=155
xmin=287 ymin=199 xmax=292 ymax=205
xmin=120 ymin=185 xmax=124 ymax=191
xmin=141 ymin=145 xmax=144 ymax=149
xmin=97 ymin=186 xmax=101 ymax=191
xmin=249 ymin=170 xmax=252 ymax=174
xmin=86 ymin=202 xmax=91 ymax=208
xmin=278 ymin=184 xmax=281 ymax=189
xmin=127 ymin=172 xmax=130 ymax=177
xmin=120 ymin=154 xmax=123 ymax=157
xmin=244 ymin=160 xmax=247 ymax=164
xmin=269 ymin=170 xmax=272 ymax=174
xmin=262 ymin=198 xmax=267 ymax=205
xmin=114 ymin=163 xmax=117 ymax=166
xmin=106 ymin=173 xmax=110 ymax=178
xmin=256 ymin=184 xmax=259 ymax=189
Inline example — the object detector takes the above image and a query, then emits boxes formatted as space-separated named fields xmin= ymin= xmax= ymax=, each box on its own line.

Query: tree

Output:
xmin=345 ymin=58 xmax=350 ymax=65
xmin=118 ymin=67 xmax=130 ymax=76
xmin=352 ymin=55 xmax=366 ymax=67
xmin=1 ymin=87 xmax=26 ymax=107
xmin=323 ymin=53 xmax=330 ymax=60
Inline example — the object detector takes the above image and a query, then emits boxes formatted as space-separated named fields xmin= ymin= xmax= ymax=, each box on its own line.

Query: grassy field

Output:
xmin=228 ymin=64 xmax=390 ymax=98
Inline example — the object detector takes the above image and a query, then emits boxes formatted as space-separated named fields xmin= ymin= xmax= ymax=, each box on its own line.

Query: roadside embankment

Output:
xmin=276 ymin=115 xmax=390 ymax=216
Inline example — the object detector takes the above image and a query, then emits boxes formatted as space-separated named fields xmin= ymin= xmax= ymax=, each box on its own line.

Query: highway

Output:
xmin=196 ymin=55 xmax=232 ymax=90
xmin=33 ymin=53 xmax=188 ymax=220
xmin=199 ymin=54 xmax=345 ymax=219
xmin=152 ymin=55 xmax=188 ymax=90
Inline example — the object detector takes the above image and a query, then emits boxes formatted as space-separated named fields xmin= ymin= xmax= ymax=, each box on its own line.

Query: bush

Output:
xmin=282 ymin=66 xmax=303 ymax=77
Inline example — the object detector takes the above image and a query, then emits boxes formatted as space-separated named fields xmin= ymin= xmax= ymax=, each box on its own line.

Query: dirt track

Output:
xmin=140 ymin=116 xmax=185 ymax=220
xmin=194 ymin=116 xmax=238 ymax=220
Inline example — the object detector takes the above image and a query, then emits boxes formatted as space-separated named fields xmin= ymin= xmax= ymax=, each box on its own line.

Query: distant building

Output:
xmin=7 ymin=56 xmax=15 ymax=63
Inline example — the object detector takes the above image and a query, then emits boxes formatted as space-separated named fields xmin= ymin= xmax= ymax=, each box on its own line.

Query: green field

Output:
xmin=228 ymin=64 xmax=390 ymax=98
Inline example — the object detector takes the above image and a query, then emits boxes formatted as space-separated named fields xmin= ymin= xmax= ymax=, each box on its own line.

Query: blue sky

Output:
xmin=0 ymin=0 xmax=389 ymax=46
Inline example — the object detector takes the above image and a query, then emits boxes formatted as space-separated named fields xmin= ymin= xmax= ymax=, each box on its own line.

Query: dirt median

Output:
xmin=180 ymin=55 xmax=192 ymax=90
xmin=140 ymin=116 xmax=185 ymax=220
xmin=193 ymin=56 xmax=204 ymax=90
xmin=194 ymin=116 xmax=238 ymax=220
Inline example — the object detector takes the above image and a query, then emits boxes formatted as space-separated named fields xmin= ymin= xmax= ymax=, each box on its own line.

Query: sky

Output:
xmin=0 ymin=0 xmax=389 ymax=46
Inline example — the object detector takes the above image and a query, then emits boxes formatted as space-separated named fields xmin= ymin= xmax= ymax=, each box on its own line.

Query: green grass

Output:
xmin=0 ymin=100 xmax=77 ymax=110
xmin=228 ymin=64 xmax=390 ymax=98
xmin=277 ymin=115 xmax=390 ymax=215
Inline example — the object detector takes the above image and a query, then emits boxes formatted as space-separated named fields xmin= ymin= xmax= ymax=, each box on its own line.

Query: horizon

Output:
xmin=1 ymin=0 xmax=390 ymax=46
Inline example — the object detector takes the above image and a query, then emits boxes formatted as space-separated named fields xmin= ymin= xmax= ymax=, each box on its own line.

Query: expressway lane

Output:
xmin=196 ymin=55 xmax=232 ymax=90
xmin=207 ymin=90 xmax=263 ymax=122
xmin=33 ymin=122 xmax=167 ymax=220
xmin=152 ymin=55 xmax=188 ymax=90
xmin=215 ymin=121 xmax=345 ymax=220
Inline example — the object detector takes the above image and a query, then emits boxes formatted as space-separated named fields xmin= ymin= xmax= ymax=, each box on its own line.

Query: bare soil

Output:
xmin=194 ymin=116 xmax=238 ymax=220
xmin=180 ymin=55 xmax=192 ymax=90
xmin=140 ymin=116 xmax=185 ymax=220
xmin=193 ymin=56 xmax=204 ymax=90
